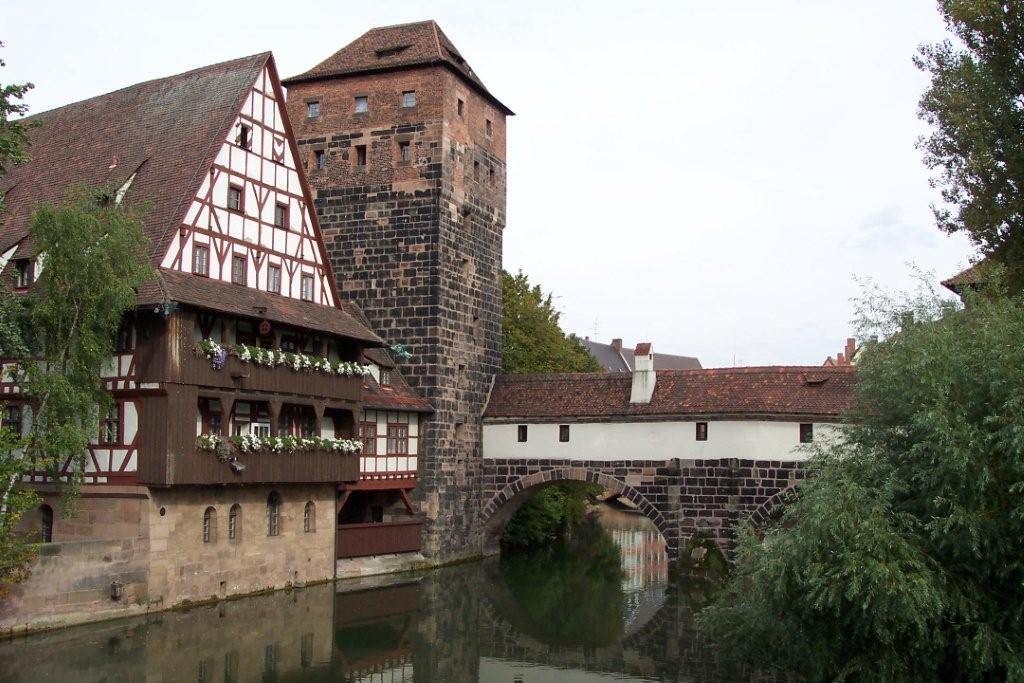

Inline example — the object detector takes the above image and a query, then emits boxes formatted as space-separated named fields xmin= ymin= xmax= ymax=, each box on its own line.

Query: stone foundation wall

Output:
xmin=15 ymin=485 xmax=149 ymax=543
xmin=0 ymin=537 xmax=149 ymax=635
xmin=481 ymin=458 xmax=805 ymax=559
xmin=146 ymin=484 xmax=336 ymax=606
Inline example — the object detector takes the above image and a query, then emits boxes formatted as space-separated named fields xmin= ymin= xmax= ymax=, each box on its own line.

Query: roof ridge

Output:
xmin=429 ymin=19 xmax=444 ymax=59
xmin=24 ymin=52 xmax=272 ymax=121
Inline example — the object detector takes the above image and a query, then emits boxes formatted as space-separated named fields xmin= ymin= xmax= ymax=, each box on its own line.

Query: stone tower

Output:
xmin=282 ymin=21 xmax=511 ymax=560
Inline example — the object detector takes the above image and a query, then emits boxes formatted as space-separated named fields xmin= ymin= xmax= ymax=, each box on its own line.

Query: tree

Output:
xmin=699 ymin=279 xmax=1024 ymax=681
xmin=917 ymin=1 xmax=1024 ymax=289
xmin=502 ymin=270 xmax=601 ymax=374
xmin=0 ymin=41 xmax=33 ymax=180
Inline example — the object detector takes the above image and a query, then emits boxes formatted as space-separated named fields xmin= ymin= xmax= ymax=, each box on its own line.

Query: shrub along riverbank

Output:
xmin=500 ymin=481 xmax=603 ymax=550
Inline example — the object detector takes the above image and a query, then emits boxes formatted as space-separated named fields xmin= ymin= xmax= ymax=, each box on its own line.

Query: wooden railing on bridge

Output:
xmin=336 ymin=520 xmax=423 ymax=559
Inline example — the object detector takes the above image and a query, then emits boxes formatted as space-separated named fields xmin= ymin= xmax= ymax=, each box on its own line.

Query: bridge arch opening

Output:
xmin=479 ymin=468 xmax=675 ymax=558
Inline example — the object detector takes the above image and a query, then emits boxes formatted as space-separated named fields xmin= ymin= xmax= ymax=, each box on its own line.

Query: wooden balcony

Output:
xmin=179 ymin=352 xmax=362 ymax=402
xmin=335 ymin=520 xmax=423 ymax=559
xmin=146 ymin=446 xmax=359 ymax=486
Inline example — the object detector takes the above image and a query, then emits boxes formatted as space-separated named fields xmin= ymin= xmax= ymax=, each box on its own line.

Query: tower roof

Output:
xmin=282 ymin=20 xmax=513 ymax=115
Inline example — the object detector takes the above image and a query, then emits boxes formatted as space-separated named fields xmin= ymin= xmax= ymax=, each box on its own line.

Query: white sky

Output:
xmin=5 ymin=0 xmax=976 ymax=367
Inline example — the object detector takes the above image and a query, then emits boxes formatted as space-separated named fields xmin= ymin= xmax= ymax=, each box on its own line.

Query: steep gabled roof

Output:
xmin=484 ymin=366 xmax=857 ymax=421
xmin=942 ymin=260 xmax=989 ymax=294
xmin=581 ymin=338 xmax=702 ymax=372
xmin=0 ymin=53 xmax=381 ymax=345
xmin=282 ymin=20 xmax=513 ymax=115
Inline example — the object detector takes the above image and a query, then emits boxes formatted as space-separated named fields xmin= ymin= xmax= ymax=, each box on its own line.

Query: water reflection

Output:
xmin=0 ymin=506 xmax=756 ymax=682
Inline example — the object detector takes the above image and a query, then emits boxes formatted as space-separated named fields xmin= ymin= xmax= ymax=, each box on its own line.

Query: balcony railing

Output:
xmin=179 ymin=352 xmax=362 ymax=402
xmin=150 ymin=447 xmax=359 ymax=486
xmin=336 ymin=520 xmax=423 ymax=559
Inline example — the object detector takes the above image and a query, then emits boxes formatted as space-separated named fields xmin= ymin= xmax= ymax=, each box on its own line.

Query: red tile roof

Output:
xmin=483 ymin=366 xmax=857 ymax=421
xmin=281 ymin=20 xmax=513 ymax=115
xmin=941 ymin=260 xmax=988 ymax=293
xmin=0 ymin=53 xmax=380 ymax=345
xmin=361 ymin=373 xmax=432 ymax=412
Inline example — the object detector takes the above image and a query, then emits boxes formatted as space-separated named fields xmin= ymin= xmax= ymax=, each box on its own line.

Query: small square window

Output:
xmin=457 ymin=98 xmax=464 ymax=117
xmin=517 ymin=425 xmax=527 ymax=442
xmin=274 ymin=202 xmax=288 ymax=229
xmin=236 ymin=123 xmax=252 ymax=150
xmin=314 ymin=150 xmax=325 ymax=170
xmin=473 ymin=160 xmax=480 ymax=181
xmin=696 ymin=422 xmax=708 ymax=441
xmin=300 ymin=273 xmax=314 ymax=301
xmin=355 ymin=145 xmax=367 ymax=167
xmin=267 ymin=265 xmax=281 ymax=294
xmin=227 ymin=185 xmax=243 ymax=212
xmin=192 ymin=245 xmax=209 ymax=277
xmin=485 ymin=119 xmax=492 ymax=137
xmin=559 ymin=425 xmax=570 ymax=442
xmin=231 ymin=254 xmax=247 ymax=286
xmin=307 ymin=101 xmax=320 ymax=118
xmin=354 ymin=96 xmax=368 ymax=114
xmin=799 ymin=423 xmax=814 ymax=443
xmin=399 ymin=141 xmax=410 ymax=163
xmin=402 ymin=91 xmax=416 ymax=108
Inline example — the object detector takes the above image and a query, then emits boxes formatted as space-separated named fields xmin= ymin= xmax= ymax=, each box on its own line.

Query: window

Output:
xmin=267 ymin=264 xmax=281 ymax=294
xmin=300 ymin=274 xmax=314 ymax=301
xmin=202 ymin=506 xmax=216 ymax=543
xmin=14 ymin=260 xmax=33 ymax=288
xmin=800 ymin=423 xmax=814 ymax=443
xmin=399 ymin=140 xmax=411 ymax=163
xmin=517 ymin=425 xmax=528 ymax=443
xmin=488 ymin=165 xmax=495 ymax=186
xmin=355 ymin=144 xmax=367 ymax=167
xmin=457 ymin=98 xmax=464 ymax=117
xmin=192 ymin=244 xmax=209 ymax=276
xmin=3 ymin=404 xmax=22 ymax=435
xmin=232 ymin=400 xmax=270 ymax=437
xmin=40 ymin=504 xmax=53 ymax=543
xmin=235 ymin=320 xmax=257 ymax=346
xmin=314 ymin=150 xmax=325 ymax=170
xmin=274 ymin=202 xmax=288 ymax=229
xmin=228 ymin=504 xmax=241 ymax=542
xmin=227 ymin=184 xmax=243 ymax=213
xmin=696 ymin=422 xmax=708 ymax=441
xmin=307 ymin=100 xmax=320 ymax=118
xmin=224 ymin=651 xmax=239 ymax=683
xmin=100 ymin=403 xmax=120 ymax=444
xmin=231 ymin=254 xmax=247 ymax=285
xmin=236 ymin=123 xmax=251 ymax=150
xmin=379 ymin=370 xmax=390 ymax=386
xmin=267 ymin=491 xmax=281 ymax=536
xmin=387 ymin=424 xmax=409 ymax=455
xmin=360 ymin=422 xmax=377 ymax=455
xmin=354 ymin=96 xmax=368 ymax=113
xmin=199 ymin=397 xmax=222 ymax=435
xmin=114 ymin=319 xmax=133 ymax=353
xmin=559 ymin=424 xmax=570 ymax=442
xmin=370 ymin=505 xmax=384 ymax=523
xmin=402 ymin=90 xmax=416 ymax=107
xmin=301 ymin=633 xmax=314 ymax=669
xmin=473 ymin=161 xmax=480 ymax=181
xmin=486 ymin=119 xmax=493 ymax=137
xmin=303 ymin=501 xmax=315 ymax=533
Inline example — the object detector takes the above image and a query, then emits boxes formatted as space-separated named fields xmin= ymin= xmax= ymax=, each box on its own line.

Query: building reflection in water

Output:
xmin=0 ymin=507 xmax=759 ymax=683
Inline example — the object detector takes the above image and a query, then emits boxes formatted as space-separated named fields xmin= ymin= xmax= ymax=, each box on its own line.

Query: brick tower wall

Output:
xmin=286 ymin=66 xmax=506 ymax=560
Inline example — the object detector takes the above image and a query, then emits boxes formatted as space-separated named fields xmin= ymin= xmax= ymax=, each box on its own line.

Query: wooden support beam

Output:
xmin=399 ymin=489 xmax=417 ymax=515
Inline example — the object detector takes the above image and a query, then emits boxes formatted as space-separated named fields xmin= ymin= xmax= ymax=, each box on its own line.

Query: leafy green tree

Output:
xmin=501 ymin=481 xmax=602 ymax=549
xmin=699 ymin=279 xmax=1024 ymax=681
xmin=917 ymin=1 xmax=1024 ymax=289
xmin=0 ymin=41 xmax=34 ymax=180
xmin=502 ymin=270 xmax=601 ymax=374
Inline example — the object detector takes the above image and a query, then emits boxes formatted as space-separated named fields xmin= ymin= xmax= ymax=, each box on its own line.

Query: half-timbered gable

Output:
xmin=160 ymin=66 xmax=336 ymax=307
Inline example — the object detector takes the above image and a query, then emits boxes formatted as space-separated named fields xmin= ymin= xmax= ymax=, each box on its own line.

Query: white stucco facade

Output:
xmin=483 ymin=419 xmax=842 ymax=462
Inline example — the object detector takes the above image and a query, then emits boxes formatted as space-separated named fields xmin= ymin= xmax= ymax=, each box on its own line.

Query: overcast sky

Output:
xmin=6 ymin=0 xmax=976 ymax=367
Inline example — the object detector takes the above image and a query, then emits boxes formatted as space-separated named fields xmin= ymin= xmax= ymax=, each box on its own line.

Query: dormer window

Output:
xmin=14 ymin=260 xmax=33 ymax=289
xmin=236 ymin=123 xmax=252 ymax=150
xmin=402 ymin=91 xmax=416 ymax=108
xmin=307 ymin=101 xmax=320 ymax=118
xmin=380 ymin=370 xmax=390 ymax=386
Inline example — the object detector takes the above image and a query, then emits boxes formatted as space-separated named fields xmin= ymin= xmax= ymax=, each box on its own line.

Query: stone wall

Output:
xmin=0 ymin=537 xmax=149 ymax=635
xmin=16 ymin=485 xmax=148 ymax=542
xmin=480 ymin=458 xmax=805 ymax=559
xmin=146 ymin=483 xmax=335 ymax=606
xmin=287 ymin=65 xmax=507 ymax=561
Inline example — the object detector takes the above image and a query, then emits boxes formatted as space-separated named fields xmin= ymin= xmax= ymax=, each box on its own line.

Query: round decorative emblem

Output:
xmin=258 ymin=319 xmax=272 ymax=336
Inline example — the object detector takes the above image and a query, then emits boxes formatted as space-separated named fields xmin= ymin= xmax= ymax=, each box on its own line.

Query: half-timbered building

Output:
xmin=0 ymin=52 xmax=429 ymax=627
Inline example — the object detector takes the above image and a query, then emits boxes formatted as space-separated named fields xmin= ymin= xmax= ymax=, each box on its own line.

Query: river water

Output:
xmin=0 ymin=506 xmax=754 ymax=682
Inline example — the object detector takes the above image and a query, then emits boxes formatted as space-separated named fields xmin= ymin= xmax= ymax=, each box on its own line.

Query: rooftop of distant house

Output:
xmin=581 ymin=337 xmax=701 ymax=373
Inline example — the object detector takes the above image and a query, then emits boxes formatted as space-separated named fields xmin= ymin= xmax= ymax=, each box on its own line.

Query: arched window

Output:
xmin=228 ymin=504 xmax=241 ymax=542
xmin=267 ymin=491 xmax=281 ymax=537
xmin=40 ymin=504 xmax=53 ymax=543
xmin=202 ymin=506 xmax=216 ymax=543
xmin=303 ymin=501 xmax=315 ymax=533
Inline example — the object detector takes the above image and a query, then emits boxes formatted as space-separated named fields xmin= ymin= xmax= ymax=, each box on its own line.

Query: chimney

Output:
xmin=611 ymin=338 xmax=623 ymax=352
xmin=630 ymin=342 xmax=656 ymax=404
xmin=845 ymin=337 xmax=856 ymax=363
xmin=836 ymin=352 xmax=845 ymax=366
